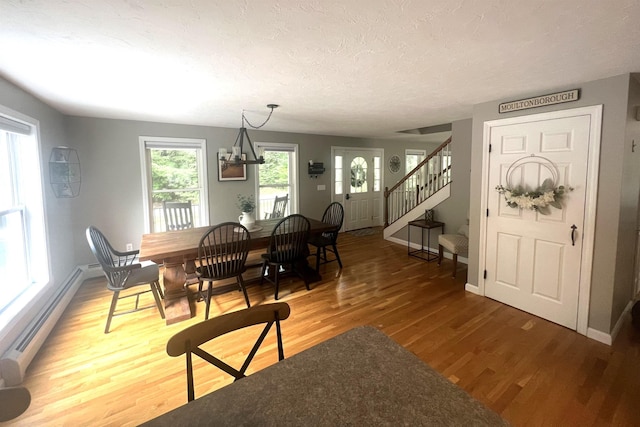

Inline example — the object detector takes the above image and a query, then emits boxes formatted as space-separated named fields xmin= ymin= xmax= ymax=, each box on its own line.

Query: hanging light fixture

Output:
xmin=219 ymin=104 xmax=279 ymax=165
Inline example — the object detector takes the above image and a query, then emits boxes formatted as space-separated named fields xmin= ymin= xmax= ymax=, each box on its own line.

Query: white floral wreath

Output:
xmin=495 ymin=155 xmax=573 ymax=215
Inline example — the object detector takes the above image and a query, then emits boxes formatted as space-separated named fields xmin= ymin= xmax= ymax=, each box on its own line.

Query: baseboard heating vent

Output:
xmin=0 ymin=266 xmax=93 ymax=386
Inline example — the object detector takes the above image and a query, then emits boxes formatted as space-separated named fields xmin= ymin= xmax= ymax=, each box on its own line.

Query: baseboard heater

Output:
xmin=0 ymin=263 xmax=103 ymax=386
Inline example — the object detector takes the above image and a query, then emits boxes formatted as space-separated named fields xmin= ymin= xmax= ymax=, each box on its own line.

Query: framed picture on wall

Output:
xmin=218 ymin=153 xmax=247 ymax=181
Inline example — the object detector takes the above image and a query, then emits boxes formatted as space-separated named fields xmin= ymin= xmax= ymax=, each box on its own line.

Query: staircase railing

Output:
xmin=384 ymin=137 xmax=452 ymax=227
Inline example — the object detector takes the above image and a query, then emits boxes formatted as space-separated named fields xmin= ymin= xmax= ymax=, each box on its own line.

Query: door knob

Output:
xmin=345 ymin=194 xmax=350 ymax=200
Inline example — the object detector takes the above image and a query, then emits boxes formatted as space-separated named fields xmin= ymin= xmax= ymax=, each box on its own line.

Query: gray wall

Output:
xmin=67 ymin=116 xmax=450 ymax=266
xmin=613 ymin=75 xmax=640 ymax=326
xmin=469 ymin=73 xmax=636 ymax=334
xmin=66 ymin=117 xmax=365 ymax=265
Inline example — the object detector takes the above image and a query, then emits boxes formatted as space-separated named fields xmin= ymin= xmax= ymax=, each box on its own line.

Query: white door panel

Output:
xmin=485 ymin=114 xmax=591 ymax=329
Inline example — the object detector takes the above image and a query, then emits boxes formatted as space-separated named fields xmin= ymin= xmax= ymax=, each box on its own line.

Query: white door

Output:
xmin=333 ymin=149 xmax=383 ymax=231
xmin=484 ymin=111 xmax=595 ymax=330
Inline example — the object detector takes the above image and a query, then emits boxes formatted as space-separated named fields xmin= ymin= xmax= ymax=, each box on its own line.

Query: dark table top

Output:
xmin=142 ymin=326 xmax=508 ymax=426
xmin=408 ymin=219 xmax=445 ymax=229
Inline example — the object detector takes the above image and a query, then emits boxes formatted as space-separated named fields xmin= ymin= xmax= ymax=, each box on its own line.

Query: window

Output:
xmin=350 ymin=156 xmax=368 ymax=193
xmin=405 ymin=149 xmax=426 ymax=175
xmin=334 ymin=155 xmax=343 ymax=195
xmin=139 ymin=137 xmax=209 ymax=232
xmin=373 ymin=156 xmax=381 ymax=192
xmin=255 ymin=142 xmax=298 ymax=219
xmin=0 ymin=111 xmax=48 ymax=318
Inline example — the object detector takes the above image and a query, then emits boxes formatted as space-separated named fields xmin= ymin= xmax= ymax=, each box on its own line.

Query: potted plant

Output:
xmin=237 ymin=194 xmax=256 ymax=228
xmin=236 ymin=194 xmax=256 ymax=213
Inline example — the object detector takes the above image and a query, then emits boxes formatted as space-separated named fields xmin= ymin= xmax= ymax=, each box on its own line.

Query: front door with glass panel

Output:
xmin=333 ymin=148 xmax=383 ymax=231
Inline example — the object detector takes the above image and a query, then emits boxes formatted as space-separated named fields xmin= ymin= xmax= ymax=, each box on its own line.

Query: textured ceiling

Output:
xmin=1 ymin=0 xmax=640 ymax=139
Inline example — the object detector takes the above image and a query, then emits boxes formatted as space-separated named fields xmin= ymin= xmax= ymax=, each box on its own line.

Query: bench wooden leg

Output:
xmin=452 ymin=253 xmax=458 ymax=278
xmin=438 ymin=245 xmax=443 ymax=265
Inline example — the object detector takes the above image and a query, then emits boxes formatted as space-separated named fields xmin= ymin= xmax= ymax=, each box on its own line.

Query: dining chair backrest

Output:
xmin=166 ymin=302 xmax=291 ymax=402
xmin=321 ymin=202 xmax=344 ymax=242
xmin=267 ymin=214 xmax=310 ymax=264
xmin=163 ymin=201 xmax=194 ymax=231
xmin=86 ymin=225 xmax=139 ymax=290
xmin=197 ymin=222 xmax=250 ymax=281
xmin=266 ymin=194 xmax=288 ymax=219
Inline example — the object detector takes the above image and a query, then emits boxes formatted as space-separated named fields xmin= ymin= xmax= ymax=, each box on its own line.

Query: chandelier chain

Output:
xmin=242 ymin=105 xmax=276 ymax=129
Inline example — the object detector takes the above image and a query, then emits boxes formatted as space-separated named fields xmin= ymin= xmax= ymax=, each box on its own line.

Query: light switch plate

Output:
xmin=317 ymin=184 xmax=326 ymax=191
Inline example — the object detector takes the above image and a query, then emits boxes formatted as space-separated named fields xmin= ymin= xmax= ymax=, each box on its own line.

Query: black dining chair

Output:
xmin=86 ymin=226 xmax=165 ymax=333
xmin=260 ymin=214 xmax=311 ymax=300
xmin=308 ymin=202 xmax=344 ymax=272
xmin=166 ymin=302 xmax=291 ymax=402
xmin=196 ymin=222 xmax=252 ymax=319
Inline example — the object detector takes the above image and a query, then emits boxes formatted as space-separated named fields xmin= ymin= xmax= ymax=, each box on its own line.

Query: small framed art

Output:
xmin=218 ymin=154 xmax=247 ymax=181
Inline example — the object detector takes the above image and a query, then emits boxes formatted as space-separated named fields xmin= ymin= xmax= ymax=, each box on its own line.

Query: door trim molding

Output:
xmin=478 ymin=105 xmax=603 ymax=335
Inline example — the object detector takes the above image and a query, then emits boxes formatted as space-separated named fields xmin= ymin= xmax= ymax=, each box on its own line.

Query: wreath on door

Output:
xmin=495 ymin=155 xmax=573 ymax=215
xmin=351 ymin=165 xmax=366 ymax=188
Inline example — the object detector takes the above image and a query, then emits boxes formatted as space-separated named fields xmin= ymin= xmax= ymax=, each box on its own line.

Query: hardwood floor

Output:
xmin=7 ymin=227 xmax=640 ymax=426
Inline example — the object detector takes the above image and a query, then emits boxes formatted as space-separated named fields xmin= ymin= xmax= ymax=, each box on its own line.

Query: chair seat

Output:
xmin=438 ymin=234 xmax=469 ymax=256
xmin=105 ymin=260 xmax=160 ymax=291
xmin=196 ymin=263 xmax=247 ymax=281
xmin=307 ymin=234 xmax=332 ymax=247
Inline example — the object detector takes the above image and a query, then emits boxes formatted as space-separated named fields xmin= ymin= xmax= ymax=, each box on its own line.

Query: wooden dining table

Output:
xmin=139 ymin=217 xmax=335 ymax=325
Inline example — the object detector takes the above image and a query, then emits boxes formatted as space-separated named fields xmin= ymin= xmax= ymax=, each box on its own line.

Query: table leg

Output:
xmin=162 ymin=261 xmax=193 ymax=324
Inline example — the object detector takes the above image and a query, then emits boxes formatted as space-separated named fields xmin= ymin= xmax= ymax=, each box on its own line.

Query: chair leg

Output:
xmin=332 ymin=243 xmax=343 ymax=268
xmin=274 ymin=264 xmax=280 ymax=300
xmin=438 ymin=245 xmax=444 ymax=266
xmin=105 ymin=291 xmax=119 ymax=334
xmin=315 ymin=246 xmax=322 ymax=272
xmin=452 ymin=254 xmax=458 ymax=278
xmin=238 ymin=275 xmax=251 ymax=308
xmin=260 ymin=261 xmax=268 ymax=286
xmin=156 ymin=281 xmax=164 ymax=299
xmin=205 ymin=282 xmax=213 ymax=320
xmin=151 ymin=281 xmax=165 ymax=319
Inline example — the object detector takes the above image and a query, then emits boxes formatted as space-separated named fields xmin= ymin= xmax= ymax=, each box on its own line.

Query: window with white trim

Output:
xmin=0 ymin=112 xmax=48 ymax=318
xmin=254 ymin=142 xmax=298 ymax=219
xmin=139 ymin=137 xmax=209 ymax=233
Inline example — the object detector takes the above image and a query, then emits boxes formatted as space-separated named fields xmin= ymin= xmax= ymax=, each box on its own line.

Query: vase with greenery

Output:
xmin=236 ymin=194 xmax=256 ymax=213
xmin=236 ymin=194 xmax=256 ymax=229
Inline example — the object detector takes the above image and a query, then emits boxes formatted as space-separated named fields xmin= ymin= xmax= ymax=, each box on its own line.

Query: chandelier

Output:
xmin=219 ymin=104 xmax=279 ymax=165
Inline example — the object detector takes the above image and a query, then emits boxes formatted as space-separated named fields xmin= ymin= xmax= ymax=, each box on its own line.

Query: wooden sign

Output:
xmin=499 ymin=89 xmax=580 ymax=113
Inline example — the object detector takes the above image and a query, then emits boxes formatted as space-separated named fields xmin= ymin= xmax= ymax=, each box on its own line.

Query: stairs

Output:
xmin=383 ymin=137 xmax=452 ymax=239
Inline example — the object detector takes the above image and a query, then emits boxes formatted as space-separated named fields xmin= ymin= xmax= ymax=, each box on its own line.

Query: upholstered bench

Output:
xmin=437 ymin=225 xmax=469 ymax=278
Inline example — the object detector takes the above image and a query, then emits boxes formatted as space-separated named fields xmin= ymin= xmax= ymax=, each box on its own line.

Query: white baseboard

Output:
xmin=465 ymin=283 xmax=480 ymax=295
xmin=0 ymin=263 xmax=104 ymax=385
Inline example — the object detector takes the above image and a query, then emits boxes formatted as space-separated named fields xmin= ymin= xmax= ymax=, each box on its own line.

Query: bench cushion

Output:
xmin=438 ymin=234 xmax=469 ymax=256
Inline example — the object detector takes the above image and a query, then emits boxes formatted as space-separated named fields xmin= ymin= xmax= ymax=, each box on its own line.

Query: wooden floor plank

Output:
xmin=5 ymin=227 xmax=640 ymax=425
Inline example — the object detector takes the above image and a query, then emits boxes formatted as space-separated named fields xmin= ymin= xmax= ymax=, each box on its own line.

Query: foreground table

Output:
xmin=142 ymin=326 xmax=508 ymax=426
xmin=139 ymin=218 xmax=335 ymax=324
